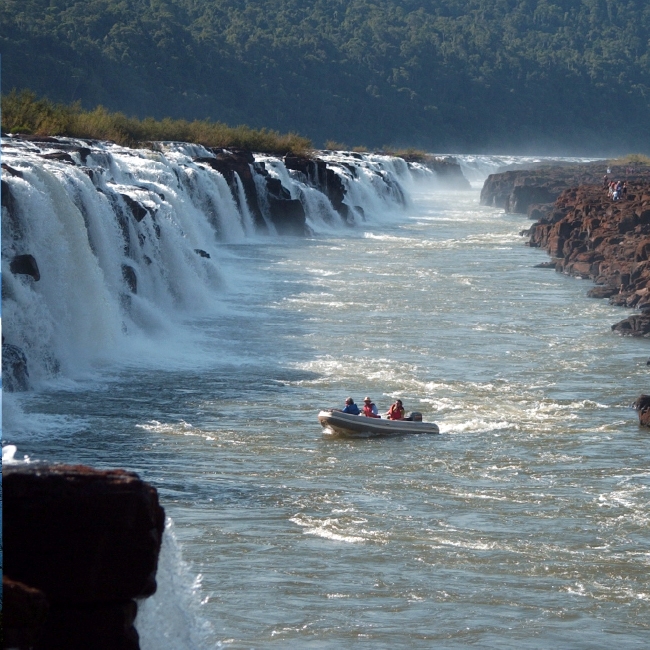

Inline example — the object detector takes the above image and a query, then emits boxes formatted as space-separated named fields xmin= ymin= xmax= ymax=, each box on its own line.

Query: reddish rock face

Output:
xmin=481 ymin=162 xmax=650 ymax=214
xmin=526 ymin=180 xmax=650 ymax=333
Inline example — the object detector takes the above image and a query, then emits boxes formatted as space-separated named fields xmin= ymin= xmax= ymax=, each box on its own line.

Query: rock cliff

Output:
xmin=525 ymin=181 xmax=650 ymax=335
xmin=481 ymin=162 xmax=650 ymax=214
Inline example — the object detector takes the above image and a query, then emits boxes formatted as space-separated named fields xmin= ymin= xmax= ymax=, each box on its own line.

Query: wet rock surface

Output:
xmin=633 ymin=394 xmax=650 ymax=426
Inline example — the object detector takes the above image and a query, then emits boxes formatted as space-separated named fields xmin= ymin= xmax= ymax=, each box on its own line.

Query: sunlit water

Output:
xmin=4 ymin=186 xmax=649 ymax=648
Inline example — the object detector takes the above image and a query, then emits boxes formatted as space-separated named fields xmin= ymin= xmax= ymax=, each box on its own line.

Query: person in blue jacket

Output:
xmin=341 ymin=397 xmax=361 ymax=414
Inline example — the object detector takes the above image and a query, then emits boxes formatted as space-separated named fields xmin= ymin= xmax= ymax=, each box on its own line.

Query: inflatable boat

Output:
xmin=318 ymin=409 xmax=439 ymax=437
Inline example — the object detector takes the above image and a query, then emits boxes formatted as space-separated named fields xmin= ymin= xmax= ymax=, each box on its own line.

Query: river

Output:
xmin=2 ymin=152 xmax=649 ymax=648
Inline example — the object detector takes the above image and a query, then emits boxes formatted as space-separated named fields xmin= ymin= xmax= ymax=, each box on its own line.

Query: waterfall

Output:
xmin=1 ymin=137 xmax=446 ymax=389
xmin=441 ymin=153 xmax=602 ymax=185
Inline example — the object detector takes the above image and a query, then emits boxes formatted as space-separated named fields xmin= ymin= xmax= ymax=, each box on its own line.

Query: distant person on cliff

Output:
xmin=341 ymin=397 xmax=361 ymax=415
xmin=387 ymin=399 xmax=405 ymax=420
xmin=603 ymin=174 xmax=609 ymax=188
xmin=362 ymin=397 xmax=380 ymax=418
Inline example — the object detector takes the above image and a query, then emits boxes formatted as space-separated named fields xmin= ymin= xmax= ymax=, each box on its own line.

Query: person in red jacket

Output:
xmin=362 ymin=396 xmax=380 ymax=418
xmin=387 ymin=399 xmax=405 ymax=420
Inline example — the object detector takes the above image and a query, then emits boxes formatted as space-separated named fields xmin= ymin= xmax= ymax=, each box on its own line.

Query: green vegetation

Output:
xmin=1 ymin=1 xmax=650 ymax=154
xmin=1 ymin=90 xmax=312 ymax=154
xmin=324 ymin=141 xmax=350 ymax=151
xmin=379 ymin=147 xmax=430 ymax=163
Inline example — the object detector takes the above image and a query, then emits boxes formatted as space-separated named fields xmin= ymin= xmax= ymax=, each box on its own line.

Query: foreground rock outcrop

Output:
xmin=3 ymin=464 xmax=165 ymax=649
xmin=525 ymin=181 xmax=650 ymax=335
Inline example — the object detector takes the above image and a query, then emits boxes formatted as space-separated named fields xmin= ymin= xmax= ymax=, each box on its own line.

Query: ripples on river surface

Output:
xmin=4 ymin=187 xmax=649 ymax=648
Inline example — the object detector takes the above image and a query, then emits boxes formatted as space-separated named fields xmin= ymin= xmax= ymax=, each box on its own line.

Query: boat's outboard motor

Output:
xmin=410 ymin=412 xmax=423 ymax=422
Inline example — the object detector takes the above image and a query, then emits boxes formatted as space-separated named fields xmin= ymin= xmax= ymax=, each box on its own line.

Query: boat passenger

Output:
xmin=362 ymin=396 xmax=380 ymax=418
xmin=341 ymin=397 xmax=361 ymax=415
xmin=387 ymin=399 xmax=405 ymax=420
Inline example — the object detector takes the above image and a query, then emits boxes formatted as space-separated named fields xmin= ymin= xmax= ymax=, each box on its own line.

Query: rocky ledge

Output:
xmin=525 ymin=181 xmax=650 ymax=336
xmin=3 ymin=464 xmax=165 ymax=649
xmin=481 ymin=161 xmax=650 ymax=214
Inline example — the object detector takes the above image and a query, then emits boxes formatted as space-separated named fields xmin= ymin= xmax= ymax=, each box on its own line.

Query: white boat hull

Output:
xmin=318 ymin=410 xmax=439 ymax=437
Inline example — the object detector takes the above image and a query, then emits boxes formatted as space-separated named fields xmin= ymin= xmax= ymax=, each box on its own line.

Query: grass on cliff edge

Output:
xmin=1 ymin=90 xmax=313 ymax=156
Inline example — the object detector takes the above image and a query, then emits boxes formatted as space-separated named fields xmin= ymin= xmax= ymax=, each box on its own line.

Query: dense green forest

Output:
xmin=2 ymin=1 xmax=650 ymax=154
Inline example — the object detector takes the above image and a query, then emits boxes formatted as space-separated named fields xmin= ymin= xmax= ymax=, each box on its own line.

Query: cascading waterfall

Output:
xmin=1 ymin=137 xmax=442 ymax=389
xmin=440 ymin=153 xmax=602 ymax=185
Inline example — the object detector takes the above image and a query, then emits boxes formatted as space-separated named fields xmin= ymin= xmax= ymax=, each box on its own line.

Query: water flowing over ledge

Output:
xmin=2 ymin=136 xmax=454 ymax=390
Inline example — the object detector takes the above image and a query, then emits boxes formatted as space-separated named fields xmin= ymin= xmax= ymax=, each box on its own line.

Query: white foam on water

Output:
xmin=136 ymin=518 xmax=217 ymax=649
xmin=289 ymin=514 xmax=374 ymax=544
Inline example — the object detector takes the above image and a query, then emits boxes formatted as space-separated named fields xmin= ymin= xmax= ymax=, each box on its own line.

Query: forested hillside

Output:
xmin=2 ymin=0 xmax=650 ymax=154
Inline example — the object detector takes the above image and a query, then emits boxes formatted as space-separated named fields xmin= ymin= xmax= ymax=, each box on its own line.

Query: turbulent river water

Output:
xmin=3 ymin=162 xmax=650 ymax=648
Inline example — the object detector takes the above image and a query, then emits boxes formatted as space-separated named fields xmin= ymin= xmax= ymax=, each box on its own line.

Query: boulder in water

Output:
xmin=611 ymin=314 xmax=650 ymax=336
xmin=633 ymin=394 xmax=650 ymax=427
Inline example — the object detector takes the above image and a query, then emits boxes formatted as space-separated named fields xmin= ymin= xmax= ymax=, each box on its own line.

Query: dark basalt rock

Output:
xmin=39 ymin=600 xmax=140 ymax=650
xmin=120 ymin=194 xmax=148 ymax=222
xmin=611 ymin=314 xmax=650 ymax=337
xmin=121 ymin=264 xmax=137 ymax=294
xmin=534 ymin=261 xmax=557 ymax=269
xmin=2 ymin=177 xmax=22 ymax=237
xmin=268 ymin=197 xmax=307 ymax=235
xmin=506 ymin=185 xmax=557 ymax=213
xmin=195 ymin=150 xmax=266 ymax=230
xmin=2 ymin=342 xmax=30 ymax=391
xmin=4 ymin=464 xmax=165 ymax=649
xmin=73 ymin=146 xmax=92 ymax=164
xmin=633 ymin=394 xmax=650 ymax=426
xmin=10 ymin=253 xmax=41 ymax=281
xmin=284 ymin=154 xmax=349 ymax=216
xmin=266 ymin=176 xmax=291 ymax=200
xmin=40 ymin=151 xmax=76 ymax=165
xmin=587 ymin=286 xmax=619 ymax=299
xmin=2 ymin=162 xmax=24 ymax=178
xmin=195 ymin=248 xmax=211 ymax=258
xmin=3 ymin=577 xmax=50 ymax=650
